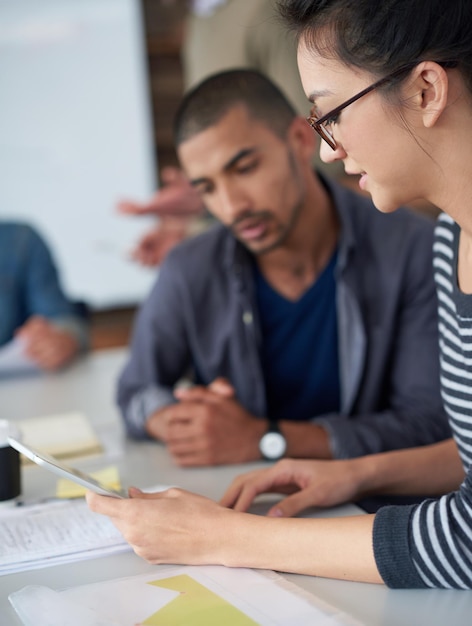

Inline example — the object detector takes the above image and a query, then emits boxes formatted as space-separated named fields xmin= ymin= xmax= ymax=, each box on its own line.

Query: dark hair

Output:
xmin=277 ymin=0 xmax=472 ymax=91
xmin=173 ymin=69 xmax=297 ymax=146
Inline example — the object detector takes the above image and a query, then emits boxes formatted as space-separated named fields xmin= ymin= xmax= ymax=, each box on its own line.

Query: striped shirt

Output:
xmin=373 ymin=213 xmax=472 ymax=588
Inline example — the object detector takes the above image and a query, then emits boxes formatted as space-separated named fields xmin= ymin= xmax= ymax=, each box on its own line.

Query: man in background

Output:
xmin=119 ymin=0 xmax=344 ymax=266
xmin=117 ymin=69 xmax=449 ymax=467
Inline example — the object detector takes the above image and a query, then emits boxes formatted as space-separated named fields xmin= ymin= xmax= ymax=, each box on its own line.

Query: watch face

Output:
xmin=259 ymin=431 xmax=287 ymax=460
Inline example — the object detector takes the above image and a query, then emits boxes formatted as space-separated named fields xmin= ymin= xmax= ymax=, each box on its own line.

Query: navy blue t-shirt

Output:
xmin=254 ymin=251 xmax=340 ymax=421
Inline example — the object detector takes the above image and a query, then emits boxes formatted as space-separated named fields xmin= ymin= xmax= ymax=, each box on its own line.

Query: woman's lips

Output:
xmin=359 ymin=173 xmax=368 ymax=191
xmin=344 ymin=170 xmax=368 ymax=191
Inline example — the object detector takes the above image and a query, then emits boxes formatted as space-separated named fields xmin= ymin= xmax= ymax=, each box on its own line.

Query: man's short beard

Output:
xmin=252 ymin=148 xmax=305 ymax=256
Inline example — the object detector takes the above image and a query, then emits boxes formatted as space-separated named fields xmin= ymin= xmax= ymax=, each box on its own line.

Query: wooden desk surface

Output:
xmin=0 ymin=348 xmax=471 ymax=626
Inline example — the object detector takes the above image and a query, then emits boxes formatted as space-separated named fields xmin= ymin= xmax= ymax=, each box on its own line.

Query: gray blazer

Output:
xmin=118 ymin=177 xmax=450 ymax=458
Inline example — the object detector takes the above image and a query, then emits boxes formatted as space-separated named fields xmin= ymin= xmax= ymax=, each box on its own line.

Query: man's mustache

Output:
xmin=230 ymin=211 xmax=272 ymax=230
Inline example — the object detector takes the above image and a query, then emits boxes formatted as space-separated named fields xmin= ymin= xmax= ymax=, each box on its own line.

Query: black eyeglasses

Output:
xmin=307 ymin=62 xmax=425 ymax=151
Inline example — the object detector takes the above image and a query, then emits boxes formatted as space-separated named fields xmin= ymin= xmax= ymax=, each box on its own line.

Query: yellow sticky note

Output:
xmin=56 ymin=465 xmax=122 ymax=499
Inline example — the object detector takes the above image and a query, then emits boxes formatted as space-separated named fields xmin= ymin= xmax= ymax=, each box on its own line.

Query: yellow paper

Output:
xmin=145 ymin=575 xmax=259 ymax=625
xmin=56 ymin=465 xmax=122 ymax=499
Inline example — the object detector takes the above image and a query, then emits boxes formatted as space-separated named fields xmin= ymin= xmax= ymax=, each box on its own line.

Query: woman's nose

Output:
xmin=319 ymin=138 xmax=346 ymax=164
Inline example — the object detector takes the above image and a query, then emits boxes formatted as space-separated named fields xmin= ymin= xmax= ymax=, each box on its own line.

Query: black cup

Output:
xmin=0 ymin=420 xmax=21 ymax=502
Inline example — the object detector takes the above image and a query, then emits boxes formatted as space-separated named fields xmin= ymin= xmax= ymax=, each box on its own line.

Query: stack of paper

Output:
xmin=0 ymin=499 xmax=129 ymax=575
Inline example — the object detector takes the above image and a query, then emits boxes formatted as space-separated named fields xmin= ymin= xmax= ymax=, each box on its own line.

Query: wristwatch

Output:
xmin=259 ymin=418 xmax=287 ymax=461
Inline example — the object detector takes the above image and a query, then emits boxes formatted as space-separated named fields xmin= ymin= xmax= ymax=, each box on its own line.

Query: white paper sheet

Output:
xmin=0 ymin=485 xmax=173 ymax=575
xmin=0 ymin=499 xmax=129 ymax=575
xmin=0 ymin=338 xmax=40 ymax=377
xmin=10 ymin=567 xmax=362 ymax=626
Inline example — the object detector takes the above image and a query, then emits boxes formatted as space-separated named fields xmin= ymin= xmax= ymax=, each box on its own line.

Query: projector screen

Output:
xmin=0 ymin=0 xmax=158 ymax=309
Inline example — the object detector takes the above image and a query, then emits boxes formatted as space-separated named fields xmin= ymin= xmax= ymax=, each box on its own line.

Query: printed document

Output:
xmin=0 ymin=499 xmax=128 ymax=575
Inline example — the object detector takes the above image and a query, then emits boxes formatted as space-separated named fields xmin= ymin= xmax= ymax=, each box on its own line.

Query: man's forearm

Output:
xmin=312 ymin=408 xmax=451 ymax=459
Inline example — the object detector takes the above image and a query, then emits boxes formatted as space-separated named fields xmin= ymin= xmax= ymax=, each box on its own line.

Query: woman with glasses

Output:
xmin=87 ymin=0 xmax=472 ymax=589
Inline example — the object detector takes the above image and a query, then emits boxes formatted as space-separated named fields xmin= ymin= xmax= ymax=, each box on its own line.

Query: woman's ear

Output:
xmin=413 ymin=61 xmax=450 ymax=128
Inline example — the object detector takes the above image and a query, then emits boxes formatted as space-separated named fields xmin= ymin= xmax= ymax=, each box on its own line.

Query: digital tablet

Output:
xmin=7 ymin=437 xmax=128 ymax=499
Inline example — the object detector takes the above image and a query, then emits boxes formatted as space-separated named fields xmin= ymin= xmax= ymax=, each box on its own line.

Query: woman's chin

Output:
xmin=369 ymin=191 xmax=402 ymax=214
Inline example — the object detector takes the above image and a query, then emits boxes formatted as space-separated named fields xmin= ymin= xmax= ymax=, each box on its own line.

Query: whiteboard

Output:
xmin=0 ymin=0 xmax=158 ymax=309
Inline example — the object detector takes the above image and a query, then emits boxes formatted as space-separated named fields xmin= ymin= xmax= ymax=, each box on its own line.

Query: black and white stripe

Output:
xmin=410 ymin=213 xmax=472 ymax=588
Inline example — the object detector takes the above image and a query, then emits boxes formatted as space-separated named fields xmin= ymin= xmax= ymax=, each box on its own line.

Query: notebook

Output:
xmin=17 ymin=412 xmax=103 ymax=463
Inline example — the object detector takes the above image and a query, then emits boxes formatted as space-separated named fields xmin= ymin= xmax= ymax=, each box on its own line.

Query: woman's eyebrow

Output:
xmin=308 ymin=88 xmax=333 ymax=103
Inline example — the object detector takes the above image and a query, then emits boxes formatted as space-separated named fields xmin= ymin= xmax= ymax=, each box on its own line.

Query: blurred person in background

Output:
xmin=0 ymin=221 xmax=88 ymax=371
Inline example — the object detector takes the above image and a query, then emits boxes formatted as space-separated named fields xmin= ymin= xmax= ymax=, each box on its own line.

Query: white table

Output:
xmin=1 ymin=348 xmax=471 ymax=625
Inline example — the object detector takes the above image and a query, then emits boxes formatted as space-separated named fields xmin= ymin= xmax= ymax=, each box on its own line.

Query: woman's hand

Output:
xmin=220 ymin=458 xmax=365 ymax=517
xmin=87 ymin=473 xmax=381 ymax=583
xmin=86 ymin=487 xmax=233 ymax=565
